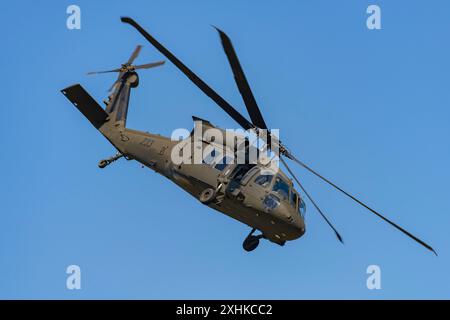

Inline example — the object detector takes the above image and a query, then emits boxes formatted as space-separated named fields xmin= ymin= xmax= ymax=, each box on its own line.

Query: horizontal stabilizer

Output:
xmin=61 ymin=84 xmax=108 ymax=129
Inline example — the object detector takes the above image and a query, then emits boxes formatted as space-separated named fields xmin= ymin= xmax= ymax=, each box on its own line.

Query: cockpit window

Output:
xmin=272 ymin=176 xmax=290 ymax=200
xmin=214 ymin=156 xmax=232 ymax=171
xmin=254 ymin=174 xmax=273 ymax=188
xmin=290 ymin=190 xmax=298 ymax=208
xmin=299 ymin=198 xmax=306 ymax=217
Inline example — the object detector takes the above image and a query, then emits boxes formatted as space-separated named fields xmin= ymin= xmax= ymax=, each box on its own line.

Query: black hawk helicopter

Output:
xmin=61 ymin=17 xmax=436 ymax=254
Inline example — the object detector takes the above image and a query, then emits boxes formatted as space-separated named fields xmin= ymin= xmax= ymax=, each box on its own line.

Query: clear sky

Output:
xmin=1 ymin=0 xmax=449 ymax=299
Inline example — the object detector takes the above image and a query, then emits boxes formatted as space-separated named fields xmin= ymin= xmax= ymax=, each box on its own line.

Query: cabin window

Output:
xmin=227 ymin=164 xmax=257 ymax=193
xmin=214 ymin=156 xmax=232 ymax=171
xmin=202 ymin=148 xmax=218 ymax=165
xmin=272 ymin=176 xmax=290 ymax=200
xmin=255 ymin=174 xmax=273 ymax=188
xmin=239 ymin=166 xmax=259 ymax=185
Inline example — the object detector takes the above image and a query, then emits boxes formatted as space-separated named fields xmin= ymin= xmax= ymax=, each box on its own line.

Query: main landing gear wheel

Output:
xmin=242 ymin=228 xmax=263 ymax=252
xmin=243 ymin=235 xmax=260 ymax=252
xmin=199 ymin=188 xmax=216 ymax=204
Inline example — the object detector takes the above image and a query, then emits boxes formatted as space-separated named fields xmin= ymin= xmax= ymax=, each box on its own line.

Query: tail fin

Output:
xmin=61 ymin=84 xmax=109 ymax=129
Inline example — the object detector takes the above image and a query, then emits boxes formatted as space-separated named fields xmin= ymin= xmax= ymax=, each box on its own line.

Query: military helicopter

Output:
xmin=61 ymin=17 xmax=436 ymax=254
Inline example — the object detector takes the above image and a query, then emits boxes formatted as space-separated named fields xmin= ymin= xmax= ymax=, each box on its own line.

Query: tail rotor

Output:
xmin=86 ymin=45 xmax=165 ymax=91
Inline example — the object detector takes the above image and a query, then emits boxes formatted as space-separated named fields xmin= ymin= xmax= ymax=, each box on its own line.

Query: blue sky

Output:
xmin=1 ymin=0 xmax=449 ymax=299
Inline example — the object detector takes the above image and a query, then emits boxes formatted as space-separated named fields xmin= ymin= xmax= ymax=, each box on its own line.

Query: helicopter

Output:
xmin=61 ymin=17 xmax=436 ymax=254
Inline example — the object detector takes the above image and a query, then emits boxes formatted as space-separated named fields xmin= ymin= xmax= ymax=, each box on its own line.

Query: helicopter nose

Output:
xmin=274 ymin=205 xmax=305 ymax=234
xmin=286 ymin=220 xmax=305 ymax=239
xmin=284 ymin=215 xmax=306 ymax=240
xmin=295 ymin=222 xmax=306 ymax=236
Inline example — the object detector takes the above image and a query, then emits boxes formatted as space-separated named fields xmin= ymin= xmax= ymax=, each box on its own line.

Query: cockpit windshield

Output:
xmin=272 ymin=176 xmax=290 ymax=200
xmin=254 ymin=174 xmax=273 ymax=188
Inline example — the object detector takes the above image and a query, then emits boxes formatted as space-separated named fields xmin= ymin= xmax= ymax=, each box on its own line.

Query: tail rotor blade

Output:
xmin=287 ymin=153 xmax=437 ymax=255
xmin=280 ymin=157 xmax=344 ymax=243
xmin=134 ymin=61 xmax=165 ymax=70
xmin=127 ymin=45 xmax=142 ymax=64
xmin=87 ymin=68 xmax=121 ymax=75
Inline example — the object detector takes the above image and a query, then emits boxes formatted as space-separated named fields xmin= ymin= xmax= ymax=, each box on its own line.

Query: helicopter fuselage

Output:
xmin=98 ymin=118 xmax=306 ymax=246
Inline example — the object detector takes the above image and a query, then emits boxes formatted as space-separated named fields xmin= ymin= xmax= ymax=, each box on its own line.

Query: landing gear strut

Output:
xmin=98 ymin=152 xmax=123 ymax=169
xmin=242 ymin=228 xmax=264 ymax=252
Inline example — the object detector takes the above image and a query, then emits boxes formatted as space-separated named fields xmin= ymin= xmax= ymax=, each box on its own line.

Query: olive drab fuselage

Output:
xmin=99 ymin=112 xmax=306 ymax=246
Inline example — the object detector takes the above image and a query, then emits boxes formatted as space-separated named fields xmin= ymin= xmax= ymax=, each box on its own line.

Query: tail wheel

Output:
xmin=98 ymin=160 xmax=109 ymax=169
xmin=199 ymin=188 xmax=216 ymax=204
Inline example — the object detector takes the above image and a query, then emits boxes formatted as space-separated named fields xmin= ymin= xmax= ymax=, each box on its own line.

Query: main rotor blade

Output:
xmin=280 ymin=157 xmax=343 ymax=243
xmin=134 ymin=61 xmax=165 ymax=70
xmin=121 ymin=17 xmax=254 ymax=130
xmin=214 ymin=27 xmax=268 ymax=130
xmin=127 ymin=45 xmax=142 ymax=65
xmin=87 ymin=68 xmax=121 ymax=75
xmin=287 ymin=153 xmax=437 ymax=255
